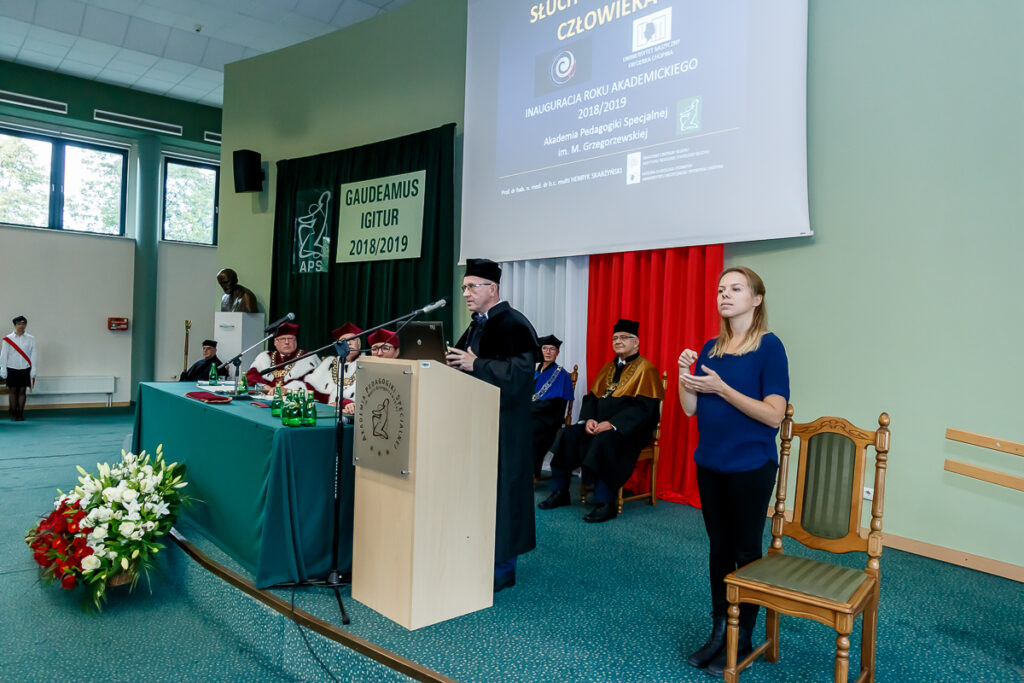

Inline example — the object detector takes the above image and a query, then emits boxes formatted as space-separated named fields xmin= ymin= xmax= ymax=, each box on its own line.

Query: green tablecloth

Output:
xmin=132 ymin=382 xmax=353 ymax=588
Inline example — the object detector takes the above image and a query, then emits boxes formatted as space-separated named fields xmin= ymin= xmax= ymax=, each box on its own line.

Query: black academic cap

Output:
xmin=465 ymin=258 xmax=501 ymax=284
xmin=612 ymin=318 xmax=639 ymax=336
xmin=538 ymin=334 xmax=562 ymax=349
xmin=12 ymin=315 xmax=27 ymax=325
xmin=202 ymin=339 xmax=217 ymax=348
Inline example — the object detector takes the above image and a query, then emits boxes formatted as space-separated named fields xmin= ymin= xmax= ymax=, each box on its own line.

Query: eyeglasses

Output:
xmin=611 ymin=334 xmax=637 ymax=342
xmin=371 ymin=344 xmax=394 ymax=352
xmin=460 ymin=283 xmax=494 ymax=292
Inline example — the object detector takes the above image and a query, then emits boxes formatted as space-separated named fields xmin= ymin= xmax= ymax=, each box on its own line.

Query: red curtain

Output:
xmin=586 ymin=245 xmax=723 ymax=507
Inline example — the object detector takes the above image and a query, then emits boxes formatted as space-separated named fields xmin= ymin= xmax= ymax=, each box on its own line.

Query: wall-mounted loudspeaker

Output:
xmin=233 ymin=149 xmax=265 ymax=192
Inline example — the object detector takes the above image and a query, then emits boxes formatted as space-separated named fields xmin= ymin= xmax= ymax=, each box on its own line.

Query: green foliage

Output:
xmin=164 ymin=163 xmax=217 ymax=243
xmin=0 ymin=134 xmax=50 ymax=227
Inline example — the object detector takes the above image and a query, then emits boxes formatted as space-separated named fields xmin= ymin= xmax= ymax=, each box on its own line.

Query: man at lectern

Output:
xmin=446 ymin=258 xmax=540 ymax=592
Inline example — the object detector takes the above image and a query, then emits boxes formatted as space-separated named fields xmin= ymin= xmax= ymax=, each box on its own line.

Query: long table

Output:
xmin=132 ymin=382 xmax=353 ymax=588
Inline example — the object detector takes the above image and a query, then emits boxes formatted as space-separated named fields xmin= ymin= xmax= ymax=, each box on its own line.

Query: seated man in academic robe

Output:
xmin=368 ymin=328 xmax=400 ymax=358
xmin=180 ymin=339 xmax=229 ymax=382
xmin=531 ymin=334 xmax=576 ymax=480
xmin=245 ymin=322 xmax=319 ymax=393
xmin=307 ymin=322 xmax=362 ymax=413
xmin=538 ymin=318 xmax=664 ymax=523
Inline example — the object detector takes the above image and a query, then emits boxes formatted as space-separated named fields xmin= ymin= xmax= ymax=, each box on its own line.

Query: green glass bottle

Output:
xmin=271 ymin=385 xmax=283 ymax=417
xmin=284 ymin=394 xmax=302 ymax=427
xmin=237 ymin=371 xmax=248 ymax=394
xmin=208 ymin=362 xmax=218 ymax=386
xmin=301 ymin=392 xmax=316 ymax=426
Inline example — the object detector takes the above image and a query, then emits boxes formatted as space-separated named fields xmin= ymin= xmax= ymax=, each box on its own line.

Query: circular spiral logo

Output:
xmin=550 ymin=50 xmax=576 ymax=85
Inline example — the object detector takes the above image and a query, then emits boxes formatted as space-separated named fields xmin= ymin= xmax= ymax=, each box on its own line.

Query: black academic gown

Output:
xmin=455 ymin=301 xmax=540 ymax=562
xmin=180 ymin=356 xmax=228 ymax=382
xmin=551 ymin=357 xmax=660 ymax=491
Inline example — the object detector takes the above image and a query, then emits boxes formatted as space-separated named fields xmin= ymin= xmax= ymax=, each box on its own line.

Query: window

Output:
xmin=0 ymin=128 xmax=127 ymax=235
xmin=161 ymin=158 xmax=219 ymax=245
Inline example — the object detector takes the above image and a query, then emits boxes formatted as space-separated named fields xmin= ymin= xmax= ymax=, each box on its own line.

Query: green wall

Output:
xmin=218 ymin=0 xmax=468 ymax=317
xmin=218 ymin=0 xmax=1023 ymax=567
xmin=0 ymin=60 xmax=220 ymax=146
xmin=727 ymin=0 xmax=1024 ymax=567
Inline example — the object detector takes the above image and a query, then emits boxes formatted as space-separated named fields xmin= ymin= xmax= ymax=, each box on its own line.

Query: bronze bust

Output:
xmin=216 ymin=268 xmax=259 ymax=313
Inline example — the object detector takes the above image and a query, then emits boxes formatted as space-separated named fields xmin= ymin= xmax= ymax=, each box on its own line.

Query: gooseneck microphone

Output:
xmin=418 ymin=299 xmax=448 ymax=315
xmin=264 ymin=312 xmax=295 ymax=333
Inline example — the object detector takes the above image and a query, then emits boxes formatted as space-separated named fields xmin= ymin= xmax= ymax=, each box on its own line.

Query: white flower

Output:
xmin=130 ymin=529 xmax=144 ymax=541
xmin=141 ymin=465 xmax=154 ymax=476
xmin=107 ymin=550 xmax=117 ymax=560
xmin=81 ymin=555 xmax=101 ymax=572
xmin=95 ymin=506 xmax=113 ymax=522
xmin=141 ymin=521 xmax=157 ymax=532
xmin=121 ymin=488 xmax=139 ymax=503
xmin=102 ymin=486 xmax=122 ymax=503
xmin=151 ymin=500 xmax=171 ymax=517
xmin=120 ymin=557 xmax=129 ymax=571
xmin=118 ymin=521 xmax=136 ymax=537
xmin=89 ymin=526 xmax=108 ymax=541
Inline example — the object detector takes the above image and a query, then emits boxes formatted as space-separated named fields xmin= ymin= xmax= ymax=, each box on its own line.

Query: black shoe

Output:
xmin=538 ymin=488 xmax=571 ymax=510
xmin=687 ymin=616 xmax=727 ymax=669
xmin=582 ymin=502 xmax=617 ymax=523
xmin=705 ymin=626 xmax=753 ymax=677
xmin=493 ymin=572 xmax=516 ymax=593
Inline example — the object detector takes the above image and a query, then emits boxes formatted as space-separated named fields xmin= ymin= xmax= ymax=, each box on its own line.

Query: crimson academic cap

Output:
xmin=331 ymin=322 xmax=362 ymax=339
xmin=275 ymin=322 xmax=299 ymax=338
xmin=368 ymin=328 xmax=399 ymax=347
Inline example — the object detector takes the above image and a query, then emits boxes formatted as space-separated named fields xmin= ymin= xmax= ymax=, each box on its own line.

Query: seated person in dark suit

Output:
xmin=531 ymin=334 xmax=575 ymax=479
xmin=180 ymin=339 xmax=228 ymax=382
xmin=538 ymin=318 xmax=664 ymax=523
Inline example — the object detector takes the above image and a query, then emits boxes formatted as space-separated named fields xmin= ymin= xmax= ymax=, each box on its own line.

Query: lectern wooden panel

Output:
xmin=351 ymin=358 xmax=499 ymax=630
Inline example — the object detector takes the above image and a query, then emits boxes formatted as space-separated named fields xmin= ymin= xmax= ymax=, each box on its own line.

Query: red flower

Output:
xmin=60 ymin=574 xmax=77 ymax=590
xmin=72 ymin=536 xmax=88 ymax=551
xmin=52 ymin=517 xmax=67 ymax=534
xmin=67 ymin=521 xmax=79 ymax=534
xmin=33 ymin=552 xmax=49 ymax=567
xmin=52 ymin=537 xmax=69 ymax=553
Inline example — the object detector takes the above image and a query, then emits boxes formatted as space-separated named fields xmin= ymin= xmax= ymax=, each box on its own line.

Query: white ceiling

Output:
xmin=0 ymin=0 xmax=410 ymax=107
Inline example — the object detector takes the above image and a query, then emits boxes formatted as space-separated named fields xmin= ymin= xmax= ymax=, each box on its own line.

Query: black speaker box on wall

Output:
xmin=233 ymin=149 xmax=264 ymax=192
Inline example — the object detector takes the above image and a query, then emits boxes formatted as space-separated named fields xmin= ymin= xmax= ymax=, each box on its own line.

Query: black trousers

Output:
xmin=696 ymin=461 xmax=778 ymax=624
xmin=550 ymin=422 xmax=632 ymax=492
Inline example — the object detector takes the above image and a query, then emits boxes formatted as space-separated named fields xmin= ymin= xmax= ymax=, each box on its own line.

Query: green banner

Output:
xmin=336 ymin=170 xmax=426 ymax=263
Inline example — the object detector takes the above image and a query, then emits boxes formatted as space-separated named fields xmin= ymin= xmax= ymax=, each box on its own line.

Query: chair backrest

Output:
xmin=771 ymin=406 xmax=891 ymax=574
xmin=564 ymin=364 xmax=580 ymax=427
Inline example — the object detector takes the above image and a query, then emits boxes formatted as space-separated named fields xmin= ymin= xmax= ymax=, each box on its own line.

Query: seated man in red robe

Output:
xmin=246 ymin=322 xmax=319 ymax=392
xmin=307 ymin=322 xmax=362 ymax=412
xmin=368 ymin=329 xmax=400 ymax=358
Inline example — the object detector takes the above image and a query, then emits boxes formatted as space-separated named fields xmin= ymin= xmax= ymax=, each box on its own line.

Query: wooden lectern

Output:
xmin=350 ymin=357 xmax=500 ymax=629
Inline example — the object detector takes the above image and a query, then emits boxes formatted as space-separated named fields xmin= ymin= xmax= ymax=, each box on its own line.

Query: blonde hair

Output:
xmin=709 ymin=266 xmax=769 ymax=358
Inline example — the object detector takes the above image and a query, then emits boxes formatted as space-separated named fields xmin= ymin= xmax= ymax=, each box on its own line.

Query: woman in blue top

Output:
xmin=677 ymin=267 xmax=790 ymax=676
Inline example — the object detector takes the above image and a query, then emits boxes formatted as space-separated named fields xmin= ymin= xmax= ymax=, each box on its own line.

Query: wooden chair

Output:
xmin=722 ymin=406 xmax=891 ymax=683
xmin=581 ymin=371 xmax=667 ymax=514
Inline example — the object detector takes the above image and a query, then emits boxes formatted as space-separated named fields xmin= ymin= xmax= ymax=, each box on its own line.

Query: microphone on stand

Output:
xmin=264 ymin=312 xmax=295 ymax=333
xmin=417 ymin=298 xmax=448 ymax=315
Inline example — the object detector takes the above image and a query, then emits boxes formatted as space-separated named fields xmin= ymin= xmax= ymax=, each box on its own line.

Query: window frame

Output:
xmin=0 ymin=126 xmax=129 ymax=236
xmin=160 ymin=155 xmax=220 ymax=246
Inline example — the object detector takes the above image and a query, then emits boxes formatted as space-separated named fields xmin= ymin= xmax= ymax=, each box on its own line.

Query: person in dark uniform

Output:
xmin=446 ymin=258 xmax=540 ymax=592
xmin=530 ymin=334 xmax=575 ymax=479
xmin=180 ymin=340 xmax=228 ymax=382
xmin=538 ymin=318 xmax=663 ymax=523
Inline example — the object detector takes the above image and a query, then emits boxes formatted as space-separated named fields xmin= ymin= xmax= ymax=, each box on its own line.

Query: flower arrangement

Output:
xmin=25 ymin=445 xmax=189 ymax=609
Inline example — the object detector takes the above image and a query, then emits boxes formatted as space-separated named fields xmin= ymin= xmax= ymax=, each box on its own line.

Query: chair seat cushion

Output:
xmin=732 ymin=554 xmax=869 ymax=604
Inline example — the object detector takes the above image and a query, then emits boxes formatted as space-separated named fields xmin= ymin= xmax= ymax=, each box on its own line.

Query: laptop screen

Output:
xmin=397 ymin=321 xmax=447 ymax=363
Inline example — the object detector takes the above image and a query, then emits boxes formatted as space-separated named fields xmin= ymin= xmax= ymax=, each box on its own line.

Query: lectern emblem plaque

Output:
xmin=355 ymin=369 xmax=411 ymax=478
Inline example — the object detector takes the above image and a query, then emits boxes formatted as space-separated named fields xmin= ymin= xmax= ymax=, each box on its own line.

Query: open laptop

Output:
xmin=397 ymin=321 xmax=448 ymax=363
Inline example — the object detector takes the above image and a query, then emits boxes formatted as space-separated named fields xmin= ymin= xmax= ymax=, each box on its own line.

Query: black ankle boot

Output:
xmin=705 ymin=624 xmax=752 ymax=677
xmin=687 ymin=616 xmax=727 ymax=669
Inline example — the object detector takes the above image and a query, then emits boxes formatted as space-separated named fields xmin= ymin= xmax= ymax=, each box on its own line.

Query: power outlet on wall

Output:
xmin=863 ymin=487 xmax=874 ymax=501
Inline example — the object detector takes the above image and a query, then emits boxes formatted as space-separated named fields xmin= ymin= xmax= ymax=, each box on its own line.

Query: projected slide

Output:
xmin=461 ymin=0 xmax=810 ymax=263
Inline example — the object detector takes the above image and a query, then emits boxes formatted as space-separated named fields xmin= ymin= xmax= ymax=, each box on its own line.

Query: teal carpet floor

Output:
xmin=1 ymin=410 xmax=1022 ymax=682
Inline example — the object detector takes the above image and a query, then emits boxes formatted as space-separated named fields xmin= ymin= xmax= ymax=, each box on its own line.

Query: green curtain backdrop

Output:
xmin=270 ymin=123 xmax=455 ymax=350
